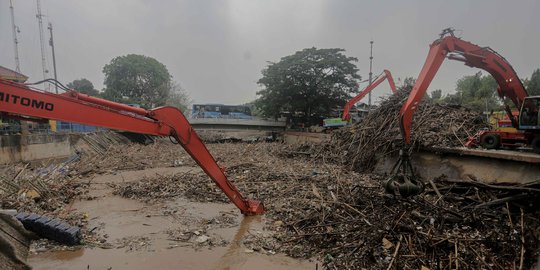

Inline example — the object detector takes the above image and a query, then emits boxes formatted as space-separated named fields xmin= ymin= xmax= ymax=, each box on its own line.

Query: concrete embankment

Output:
xmin=0 ymin=134 xmax=71 ymax=164
xmin=0 ymin=132 xmax=129 ymax=164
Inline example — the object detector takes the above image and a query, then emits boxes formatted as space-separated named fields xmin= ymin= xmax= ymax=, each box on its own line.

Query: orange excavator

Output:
xmin=385 ymin=28 xmax=540 ymax=197
xmin=323 ymin=69 xmax=396 ymax=129
xmin=342 ymin=69 xmax=396 ymax=122
xmin=0 ymin=78 xmax=264 ymax=215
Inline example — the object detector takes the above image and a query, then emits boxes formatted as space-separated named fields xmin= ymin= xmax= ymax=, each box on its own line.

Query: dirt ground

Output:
xmin=1 ymin=136 xmax=320 ymax=270
xmin=28 ymin=167 xmax=315 ymax=270
xmin=1 ymin=134 xmax=539 ymax=269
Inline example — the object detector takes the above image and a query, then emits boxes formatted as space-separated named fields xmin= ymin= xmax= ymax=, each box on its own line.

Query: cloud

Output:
xmin=1 ymin=0 xmax=539 ymax=105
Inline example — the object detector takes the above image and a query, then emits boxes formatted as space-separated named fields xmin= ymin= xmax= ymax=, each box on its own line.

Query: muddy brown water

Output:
xmin=28 ymin=167 xmax=316 ymax=270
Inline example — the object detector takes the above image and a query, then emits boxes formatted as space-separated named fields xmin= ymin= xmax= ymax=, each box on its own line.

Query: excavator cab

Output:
xmin=519 ymin=96 xmax=540 ymax=130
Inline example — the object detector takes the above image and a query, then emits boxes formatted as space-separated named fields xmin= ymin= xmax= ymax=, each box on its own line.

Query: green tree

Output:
xmin=255 ymin=48 xmax=360 ymax=122
xmin=165 ymin=82 xmax=191 ymax=112
xmin=102 ymin=54 xmax=171 ymax=108
xmin=67 ymin=78 xmax=99 ymax=96
xmin=395 ymin=76 xmax=419 ymax=99
xmin=524 ymin=68 xmax=540 ymax=96
xmin=242 ymin=101 xmax=263 ymax=117
xmin=443 ymin=92 xmax=462 ymax=105
xmin=430 ymin=89 xmax=442 ymax=100
xmin=443 ymin=72 xmax=500 ymax=111
xmin=424 ymin=89 xmax=443 ymax=104
xmin=400 ymin=77 xmax=416 ymax=92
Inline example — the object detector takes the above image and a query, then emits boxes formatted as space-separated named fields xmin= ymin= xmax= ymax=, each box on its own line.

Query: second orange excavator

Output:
xmin=323 ymin=69 xmax=396 ymax=130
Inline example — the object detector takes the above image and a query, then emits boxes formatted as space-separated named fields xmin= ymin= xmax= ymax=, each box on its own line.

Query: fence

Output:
xmin=0 ymin=120 xmax=102 ymax=135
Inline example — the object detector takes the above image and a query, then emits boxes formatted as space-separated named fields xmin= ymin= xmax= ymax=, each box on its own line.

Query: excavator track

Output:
xmin=15 ymin=212 xmax=81 ymax=246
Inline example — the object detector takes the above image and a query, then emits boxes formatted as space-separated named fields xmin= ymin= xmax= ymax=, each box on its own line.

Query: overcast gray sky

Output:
xmin=1 ymin=0 xmax=539 ymax=105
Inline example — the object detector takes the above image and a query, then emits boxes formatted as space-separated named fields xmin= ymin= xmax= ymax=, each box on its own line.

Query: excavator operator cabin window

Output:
xmin=520 ymin=98 xmax=540 ymax=126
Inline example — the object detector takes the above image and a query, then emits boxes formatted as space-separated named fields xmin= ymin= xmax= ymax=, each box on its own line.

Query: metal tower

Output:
xmin=48 ymin=22 xmax=58 ymax=93
xmin=368 ymin=40 xmax=374 ymax=108
xmin=36 ymin=0 xmax=49 ymax=81
xmin=9 ymin=0 xmax=21 ymax=73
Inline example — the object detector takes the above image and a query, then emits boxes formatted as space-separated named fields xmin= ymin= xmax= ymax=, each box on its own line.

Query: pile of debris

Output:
xmin=262 ymin=173 xmax=540 ymax=269
xmin=0 ymin=130 xmax=199 ymax=219
xmin=0 ymin=157 xmax=86 ymax=216
xmin=111 ymin=171 xmax=196 ymax=203
xmin=0 ymin=131 xmax=178 ymax=249
xmin=1 ymin=131 xmax=538 ymax=268
xmin=71 ymin=131 xmax=132 ymax=156
xmin=110 ymin=142 xmax=540 ymax=269
xmin=70 ymin=142 xmax=192 ymax=176
xmin=331 ymin=89 xmax=489 ymax=171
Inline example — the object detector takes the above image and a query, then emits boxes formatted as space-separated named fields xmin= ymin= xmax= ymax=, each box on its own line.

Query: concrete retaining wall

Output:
xmin=278 ymin=131 xmax=539 ymax=185
xmin=375 ymin=150 xmax=540 ymax=184
xmin=282 ymin=132 xmax=329 ymax=144
xmin=0 ymin=134 xmax=72 ymax=164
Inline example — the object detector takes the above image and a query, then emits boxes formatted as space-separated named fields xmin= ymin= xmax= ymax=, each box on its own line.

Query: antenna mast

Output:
xmin=368 ymin=40 xmax=374 ymax=109
xmin=36 ymin=0 xmax=49 ymax=83
xmin=48 ymin=23 xmax=58 ymax=93
xmin=9 ymin=0 xmax=21 ymax=73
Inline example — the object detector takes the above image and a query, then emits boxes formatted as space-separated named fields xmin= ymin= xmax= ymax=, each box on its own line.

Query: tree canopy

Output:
xmin=255 ymin=48 xmax=360 ymax=122
xmin=400 ymin=77 xmax=416 ymax=92
xmin=430 ymin=89 xmax=442 ymax=100
xmin=165 ymin=82 xmax=191 ymax=112
xmin=443 ymin=72 xmax=500 ymax=111
xmin=102 ymin=54 xmax=171 ymax=108
xmin=407 ymin=68 xmax=540 ymax=110
xmin=524 ymin=68 xmax=540 ymax=96
xmin=67 ymin=78 xmax=99 ymax=96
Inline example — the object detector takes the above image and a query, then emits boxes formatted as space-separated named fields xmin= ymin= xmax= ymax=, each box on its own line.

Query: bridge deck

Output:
xmin=189 ymin=118 xmax=286 ymax=130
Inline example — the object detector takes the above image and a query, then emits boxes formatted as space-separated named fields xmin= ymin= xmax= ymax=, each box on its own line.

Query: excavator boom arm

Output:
xmin=342 ymin=69 xmax=396 ymax=121
xmin=400 ymin=32 xmax=529 ymax=144
xmin=0 ymin=79 xmax=263 ymax=215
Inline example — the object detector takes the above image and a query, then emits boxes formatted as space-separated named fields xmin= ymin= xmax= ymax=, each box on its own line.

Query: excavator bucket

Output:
xmin=383 ymin=149 xmax=424 ymax=197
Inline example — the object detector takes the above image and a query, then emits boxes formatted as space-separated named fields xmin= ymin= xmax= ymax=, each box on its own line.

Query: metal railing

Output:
xmin=0 ymin=120 xmax=103 ymax=135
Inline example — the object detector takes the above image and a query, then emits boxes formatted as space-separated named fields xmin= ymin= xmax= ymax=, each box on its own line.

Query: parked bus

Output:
xmin=191 ymin=104 xmax=252 ymax=119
